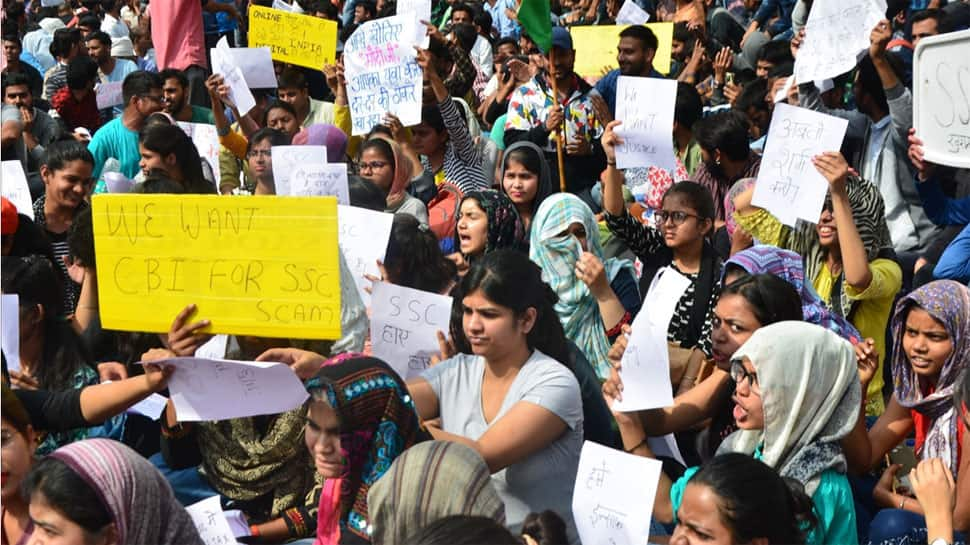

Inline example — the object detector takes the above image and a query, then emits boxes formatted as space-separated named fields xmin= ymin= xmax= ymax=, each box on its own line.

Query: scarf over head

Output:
xmin=500 ymin=141 xmax=554 ymax=219
xmin=369 ymin=135 xmax=412 ymax=202
xmin=718 ymin=322 xmax=861 ymax=495
xmin=529 ymin=193 xmax=636 ymax=380
xmin=891 ymin=280 xmax=970 ymax=475
xmin=724 ymin=245 xmax=861 ymax=341
xmin=366 ymin=441 xmax=505 ymax=545
xmin=458 ymin=190 xmax=527 ymax=258
xmin=50 ymin=439 xmax=204 ymax=545
xmin=293 ymin=124 xmax=349 ymax=163
xmin=305 ymin=356 xmax=429 ymax=544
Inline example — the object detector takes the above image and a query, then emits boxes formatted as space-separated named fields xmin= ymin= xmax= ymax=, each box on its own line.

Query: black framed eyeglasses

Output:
xmin=730 ymin=359 xmax=759 ymax=393
xmin=656 ymin=210 xmax=700 ymax=225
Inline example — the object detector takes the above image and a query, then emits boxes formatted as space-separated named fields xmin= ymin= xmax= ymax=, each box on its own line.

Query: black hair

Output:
xmin=522 ymin=511 xmax=568 ymax=545
xmin=21 ymin=457 xmax=113 ymax=534
xmin=688 ymin=453 xmax=816 ymax=545
xmin=44 ymin=139 xmax=95 ymax=171
xmin=619 ymin=24 xmax=659 ymax=52
xmin=121 ymin=71 xmax=162 ymax=109
xmin=428 ymin=38 xmax=453 ymax=68
xmin=159 ymin=68 xmax=188 ymax=89
xmin=455 ymin=250 xmax=571 ymax=366
xmin=405 ymin=515 xmax=522 ymax=545
xmin=734 ymin=78 xmax=770 ymax=114
xmin=133 ymin=171 xmax=190 ymax=194
xmin=348 ymin=175 xmax=388 ymax=211
xmin=911 ymin=8 xmax=950 ymax=33
xmin=101 ymin=0 xmax=118 ymax=11
xmin=365 ymin=124 xmax=394 ymax=140
xmin=7 ymin=213 xmax=56 ymax=264
xmin=674 ymin=81 xmax=702 ymax=130
xmin=2 ymin=72 xmax=32 ymax=97
xmin=247 ymin=127 xmax=291 ymax=154
xmin=355 ymin=0 xmax=377 ymax=16
xmin=693 ymin=110 xmax=751 ymax=162
xmin=308 ymin=0 xmax=340 ymax=19
xmin=451 ymin=22 xmax=478 ymax=53
xmin=49 ymin=27 xmax=81 ymax=60
xmin=955 ymin=368 xmax=970 ymax=421
xmin=662 ymin=181 xmax=716 ymax=221
xmin=502 ymin=145 xmax=553 ymax=215
xmin=76 ymin=13 xmax=101 ymax=32
xmin=855 ymin=55 xmax=903 ymax=114
xmin=360 ymin=137 xmax=395 ymax=165
xmin=451 ymin=2 xmax=477 ymax=19
xmin=277 ymin=67 xmax=308 ymax=91
xmin=139 ymin=124 xmax=213 ymax=194
xmin=66 ymin=55 xmax=99 ymax=91
xmin=1 ymin=255 xmax=93 ymax=390
xmin=474 ymin=11 xmax=493 ymax=34
xmin=67 ymin=207 xmax=95 ymax=268
xmin=720 ymin=273 xmax=803 ymax=326
xmin=339 ymin=22 xmax=359 ymax=44
xmin=420 ymin=103 xmax=446 ymax=133
xmin=1 ymin=32 xmax=22 ymax=49
xmin=495 ymin=37 xmax=519 ymax=52
xmin=384 ymin=214 xmax=457 ymax=294
xmin=262 ymin=99 xmax=298 ymax=125
xmin=756 ymin=40 xmax=793 ymax=66
xmin=767 ymin=62 xmax=794 ymax=79
xmin=672 ymin=21 xmax=692 ymax=44
xmin=2 ymin=382 xmax=32 ymax=436
xmin=84 ymin=30 xmax=111 ymax=48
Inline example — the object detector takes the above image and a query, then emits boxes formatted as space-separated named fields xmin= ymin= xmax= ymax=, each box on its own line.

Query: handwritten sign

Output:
xmin=270 ymin=145 xmax=336 ymax=195
xmin=338 ymin=204 xmax=394 ymax=305
xmin=571 ymin=23 xmax=674 ymax=78
xmin=572 ymin=441 xmax=663 ymax=545
xmin=178 ymin=122 xmax=221 ymax=185
xmin=370 ymin=281 xmax=452 ymax=380
xmin=751 ymin=103 xmax=848 ymax=225
xmin=397 ymin=0 xmax=431 ymax=47
xmin=613 ymin=267 xmax=688 ymax=412
xmin=1 ymin=294 xmax=20 ymax=374
xmin=344 ymin=15 xmax=424 ymax=136
xmin=280 ymin=163 xmax=350 ymax=204
xmin=211 ymin=38 xmax=277 ymax=89
xmin=615 ymin=75 xmax=677 ymax=171
xmin=794 ymin=0 xmax=885 ymax=84
xmin=153 ymin=356 xmax=309 ymax=421
xmin=913 ymin=29 xmax=970 ymax=169
xmin=616 ymin=0 xmax=650 ymax=25
xmin=186 ymin=496 xmax=242 ymax=545
xmin=1 ymin=161 xmax=34 ymax=220
xmin=96 ymin=81 xmax=124 ymax=109
xmin=127 ymin=392 xmax=168 ymax=420
xmin=224 ymin=66 xmax=256 ymax=117
xmin=249 ymin=5 xmax=338 ymax=70
xmin=92 ymin=194 xmax=342 ymax=340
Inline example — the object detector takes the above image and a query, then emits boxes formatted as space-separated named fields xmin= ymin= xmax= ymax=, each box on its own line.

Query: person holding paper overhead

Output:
xmin=407 ymin=250 xmax=583 ymax=542
xmin=591 ymin=25 xmax=664 ymax=117
xmin=732 ymin=154 xmax=901 ymax=415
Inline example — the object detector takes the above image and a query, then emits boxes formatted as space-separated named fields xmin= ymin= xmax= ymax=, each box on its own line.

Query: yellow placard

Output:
xmin=92 ymin=194 xmax=341 ymax=340
xmin=571 ymin=22 xmax=674 ymax=79
xmin=248 ymin=5 xmax=338 ymax=70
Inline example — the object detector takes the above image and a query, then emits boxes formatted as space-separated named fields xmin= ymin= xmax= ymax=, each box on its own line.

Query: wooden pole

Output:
xmin=549 ymin=47 xmax=567 ymax=193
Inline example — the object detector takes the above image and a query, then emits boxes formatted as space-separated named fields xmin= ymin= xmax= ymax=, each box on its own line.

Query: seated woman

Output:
xmin=407 ymin=250 xmax=584 ymax=542
xmin=451 ymin=190 xmax=527 ymax=275
xmin=380 ymin=214 xmax=457 ymax=295
xmin=530 ymin=193 xmax=640 ymax=380
xmin=137 ymin=123 xmax=215 ymax=194
xmin=500 ymin=141 xmax=554 ymax=233
xmin=23 ymin=439 xmax=203 ymax=545
xmin=303 ymin=356 xmax=429 ymax=543
xmin=672 ymin=453 xmax=818 ymax=545
xmin=732 ymin=152 xmax=902 ymax=415
xmin=367 ymin=441 xmax=506 ymax=545
xmin=849 ymin=280 xmax=970 ymax=544
xmin=616 ymin=321 xmax=862 ymax=545
xmin=357 ymin=137 xmax=429 ymax=227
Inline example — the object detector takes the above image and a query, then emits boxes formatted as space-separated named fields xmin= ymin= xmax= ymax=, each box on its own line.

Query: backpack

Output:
xmin=427 ymin=181 xmax=463 ymax=242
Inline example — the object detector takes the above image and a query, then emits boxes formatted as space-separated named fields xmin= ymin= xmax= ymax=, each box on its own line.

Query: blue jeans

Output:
xmin=150 ymin=453 xmax=221 ymax=507
xmin=867 ymin=509 xmax=966 ymax=545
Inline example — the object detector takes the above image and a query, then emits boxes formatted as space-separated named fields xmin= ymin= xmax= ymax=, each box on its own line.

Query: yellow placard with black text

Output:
xmin=249 ymin=5 xmax=338 ymax=69
xmin=571 ymin=22 xmax=674 ymax=79
xmin=92 ymin=194 xmax=341 ymax=340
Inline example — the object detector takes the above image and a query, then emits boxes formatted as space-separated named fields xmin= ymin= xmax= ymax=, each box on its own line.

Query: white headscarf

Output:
xmin=718 ymin=321 xmax=861 ymax=495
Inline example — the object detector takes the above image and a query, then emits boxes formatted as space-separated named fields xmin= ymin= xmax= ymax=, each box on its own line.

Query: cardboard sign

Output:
xmin=913 ymin=29 xmax=970 ymax=169
xmin=249 ymin=5 xmax=338 ymax=69
xmin=570 ymin=23 xmax=674 ymax=78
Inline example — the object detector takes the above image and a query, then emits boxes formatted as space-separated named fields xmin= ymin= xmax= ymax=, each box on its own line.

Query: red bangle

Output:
xmin=250 ymin=524 xmax=260 ymax=537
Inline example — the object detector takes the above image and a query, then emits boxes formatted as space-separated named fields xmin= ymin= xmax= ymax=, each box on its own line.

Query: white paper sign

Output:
xmin=370 ymin=281 xmax=452 ymax=380
xmin=186 ymin=496 xmax=242 ymax=545
xmin=794 ymin=0 xmax=886 ymax=84
xmin=774 ymin=75 xmax=796 ymax=103
xmin=128 ymin=392 xmax=168 ymax=420
xmin=751 ymin=103 xmax=849 ymax=226
xmin=338 ymin=205 xmax=394 ymax=306
xmin=270 ymin=145 xmax=329 ymax=195
xmin=344 ymin=15 xmax=424 ymax=136
xmin=615 ymin=76 xmax=678 ymax=172
xmin=150 ymin=357 xmax=309 ymax=421
xmin=913 ymin=29 xmax=970 ymax=169
xmin=272 ymin=0 xmax=305 ymax=13
xmin=177 ymin=122 xmax=222 ymax=185
xmin=1 ymin=294 xmax=20 ymax=374
xmin=613 ymin=267 xmax=689 ymax=412
xmin=211 ymin=38 xmax=277 ymax=89
xmin=285 ymin=163 xmax=351 ymax=204
xmin=397 ymin=0 xmax=432 ymax=48
xmin=194 ymin=334 xmax=229 ymax=360
xmin=572 ymin=441 xmax=663 ymax=545
xmin=95 ymin=81 xmax=124 ymax=109
xmin=616 ymin=0 xmax=651 ymax=24
xmin=1 ymin=161 xmax=34 ymax=220
xmin=223 ymin=66 xmax=256 ymax=117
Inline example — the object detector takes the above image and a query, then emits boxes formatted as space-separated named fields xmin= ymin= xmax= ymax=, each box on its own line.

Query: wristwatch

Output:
xmin=929 ymin=538 xmax=951 ymax=545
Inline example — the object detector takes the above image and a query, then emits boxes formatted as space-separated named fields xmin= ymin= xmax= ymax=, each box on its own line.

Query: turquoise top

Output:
xmin=88 ymin=117 xmax=141 ymax=180
xmin=669 ymin=449 xmax=858 ymax=545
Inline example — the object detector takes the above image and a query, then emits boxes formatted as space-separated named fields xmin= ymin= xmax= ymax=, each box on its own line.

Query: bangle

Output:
xmin=898 ymin=497 xmax=906 ymax=510
xmin=625 ymin=437 xmax=648 ymax=453
xmin=250 ymin=524 xmax=260 ymax=537
xmin=217 ymin=125 xmax=230 ymax=137
xmin=606 ymin=160 xmax=616 ymax=166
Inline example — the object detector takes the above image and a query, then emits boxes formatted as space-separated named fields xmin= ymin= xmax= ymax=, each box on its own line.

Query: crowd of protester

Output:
xmin=1 ymin=0 xmax=970 ymax=543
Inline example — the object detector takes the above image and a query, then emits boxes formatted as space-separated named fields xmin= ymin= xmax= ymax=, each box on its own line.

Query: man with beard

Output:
xmin=690 ymin=109 xmax=761 ymax=226
xmin=160 ymin=69 xmax=214 ymax=124
xmin=3 ymin=73 xmax=61 ymax=194
xmin=592 ymin=25 xmax=663 ymax=118
xmin=505 ymin=26 xmax=605 ymax=199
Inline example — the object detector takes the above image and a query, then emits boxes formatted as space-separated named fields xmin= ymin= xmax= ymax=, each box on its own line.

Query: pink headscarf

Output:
xmin=292 ymin=124 xmax=350 ymax=163
xmin=368 ymin=135 xmax=411 ymax=199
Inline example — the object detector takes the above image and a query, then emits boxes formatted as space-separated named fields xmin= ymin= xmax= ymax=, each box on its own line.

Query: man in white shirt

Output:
xmin=22 ymin=8 xmax=66 ymax=73
xmin=100 ymin=0 xmax=131 ymax=39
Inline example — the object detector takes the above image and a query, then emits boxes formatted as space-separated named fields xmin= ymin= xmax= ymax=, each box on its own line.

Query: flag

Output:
xmin=517 ymin=0 xmax=552 ymax=53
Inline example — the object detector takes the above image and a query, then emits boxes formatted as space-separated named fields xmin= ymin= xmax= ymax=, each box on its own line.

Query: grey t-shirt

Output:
xmin=421 ymin=350 xmax=583 ymax=542
xmin=385 ymin=193 xmax=429 ymax=228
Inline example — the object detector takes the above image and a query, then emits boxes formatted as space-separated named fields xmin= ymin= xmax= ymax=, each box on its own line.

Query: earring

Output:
xmin=716 ymin=158 xmax=721 ymax=165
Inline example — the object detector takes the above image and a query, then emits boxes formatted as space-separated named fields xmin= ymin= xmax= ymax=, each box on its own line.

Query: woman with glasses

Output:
xmin=245 ymin=128 xmax=291 ymax=195
xmin=600 ymin=121 xmax=722 ymax=387
xmin=357 ymin=136 xmax=429 ymax=228
xmin=529 ymin=193 xmax=640 ymax=381
xmin=623 ymin=321 xmax=863 ymax=545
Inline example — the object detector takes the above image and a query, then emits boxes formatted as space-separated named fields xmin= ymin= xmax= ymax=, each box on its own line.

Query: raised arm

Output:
xmin=813 ymin=152 xmax=872 ymax=290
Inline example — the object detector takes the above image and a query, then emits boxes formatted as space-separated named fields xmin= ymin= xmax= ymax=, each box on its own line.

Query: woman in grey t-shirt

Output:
xmin=407 ymin=250 xmax=583 ymax=543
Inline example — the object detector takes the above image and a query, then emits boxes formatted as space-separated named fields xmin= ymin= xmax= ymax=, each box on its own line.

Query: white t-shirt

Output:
xmin=421 ymin=350 xmax=583 ymax=542
xmin=101 ymin=13 xmax=130 ymax=40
